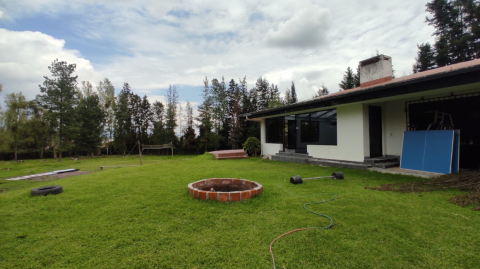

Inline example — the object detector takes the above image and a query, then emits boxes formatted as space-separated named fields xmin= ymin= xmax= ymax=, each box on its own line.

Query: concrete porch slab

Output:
xmin=368 ymin=167 xmax=444 ymax=178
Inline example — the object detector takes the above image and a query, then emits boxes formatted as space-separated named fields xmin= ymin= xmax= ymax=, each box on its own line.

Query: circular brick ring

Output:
xmin=188 ymin=178 xmax=263 ymax=202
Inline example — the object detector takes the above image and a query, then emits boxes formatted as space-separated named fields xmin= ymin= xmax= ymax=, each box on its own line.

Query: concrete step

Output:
xmin=364 ymin=157 xmax=399 ymax=164
xmin=309 ymin=159 xmax=372 ymax=170
xmin=372 ymin=162 xmax=400 ymax=169
xmin=276 ymin=151 xmax=311 ymax=158
xmin=272 ymin=154 xmax=372 ymax=170
xmin=272 ymin=155 xmax=309 ymax=164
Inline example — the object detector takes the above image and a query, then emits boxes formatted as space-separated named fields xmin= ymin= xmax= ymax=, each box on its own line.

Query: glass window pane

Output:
xmin=266 ymin=117 xmax=283 ymax=143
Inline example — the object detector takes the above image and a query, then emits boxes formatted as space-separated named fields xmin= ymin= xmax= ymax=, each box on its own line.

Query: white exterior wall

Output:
xmin=383 ymin=100 xmax=406 ymax=156
xmin=308 ymin=104 xmax=366 ymax=162
xmin=260 ymin=118 xmax=282 ymax=158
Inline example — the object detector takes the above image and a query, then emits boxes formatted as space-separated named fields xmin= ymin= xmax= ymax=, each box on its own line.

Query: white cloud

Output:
xmin=264 ymin=6 xmax=330 ymax=48
xmin=0 ymin=29 xmax=102 ymax=102
xmin=0 ymin=0 xmax=437 ymax=108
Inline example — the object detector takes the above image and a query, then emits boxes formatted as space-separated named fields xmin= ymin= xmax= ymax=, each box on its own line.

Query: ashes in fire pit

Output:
xmin=188 ymin=178 xmax=263 ymax=202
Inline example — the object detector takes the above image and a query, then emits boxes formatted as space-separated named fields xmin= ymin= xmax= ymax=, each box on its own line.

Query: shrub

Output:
xmin=243 ymin=137 xmax=260 ymax=157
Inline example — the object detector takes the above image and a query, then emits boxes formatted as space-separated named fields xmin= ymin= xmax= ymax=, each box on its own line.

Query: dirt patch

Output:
xmin=366 ymin=170 xmax=480 ymax=210
xmin=29 ymin=171 xmax=91 ymax=181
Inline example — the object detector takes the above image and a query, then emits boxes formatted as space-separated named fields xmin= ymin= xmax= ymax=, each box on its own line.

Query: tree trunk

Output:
xmin=40 ymin=146 xmax=44 ymax=159
xmin=14 ymin=144 xmax=18 ymax=161
xmin=53 ymin=145 xmax=57 ymax=159
xmin=91 ymin=152 xmax=94 ymax=158
xmin=58 ymin=151 xmax=62 ymax=162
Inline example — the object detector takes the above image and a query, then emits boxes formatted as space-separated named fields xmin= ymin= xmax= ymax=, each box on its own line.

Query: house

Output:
xmin=241 ymin=55 xmax=480 ymax=171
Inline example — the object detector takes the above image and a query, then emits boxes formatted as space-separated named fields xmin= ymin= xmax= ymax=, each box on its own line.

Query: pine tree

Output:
xmin=413 ymin=43 xmax=436 ymax=73
xmin=267 ymin=83 xmax=282 ymax=109
xmin=290 ymin=81 xmax=297 ymax=103
xmin=114 ymin=83 xmax=133 ymax=155
xmin=424 ymin=0 xmax=480 ymax=66
xmin=354 ymin=67 xmax=360 ymax=87
xmin=255 ymin=77 xmax=269 ymax=110
xmin=152 ymin=101 xmax=167 ymax=145
xmin=339 ymin=67 xmax=357 ymax=90
xmin=313 ymin=84 xmax=329 ymax=98
xmin=97 ymin=78 xmax=115 ymax=143
xmin=76 ymin=94 xmax=106 ymax=157
xmin=226 ymin=79 xmax=243 ymax=149
xmin=211 ymin=77 xmax=228 ymax=138
xmin=25 ymin=99 xmax=49 ymax=159
xmin=182 ymin=101 xmax=196 ymax=152
xmin=4 ymin=92 xmax=29 ymax=161
xmin=38 ymin=59 xmax=79 ymax=162
xmin=284 ymin=88 xmax=292 ymax=105
xmin=165 ymin=84 xmax=179 ymax=145
xmin=137 ymin=95 xmax=152 ymax=142
xmin=196 ymin=77 xmax=214 ymax=152
xmin=129 ymin=93 xmax=142 ymax=141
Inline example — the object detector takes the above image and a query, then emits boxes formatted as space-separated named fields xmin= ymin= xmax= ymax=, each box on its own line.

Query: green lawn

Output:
xmin=1 ymin=155 xmax=478 ymax=268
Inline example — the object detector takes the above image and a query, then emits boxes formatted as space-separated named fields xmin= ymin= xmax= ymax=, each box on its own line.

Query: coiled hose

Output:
xmin=270 ymin=180 xmax=340 ymax=269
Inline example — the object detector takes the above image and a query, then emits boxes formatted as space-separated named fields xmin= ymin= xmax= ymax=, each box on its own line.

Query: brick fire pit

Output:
xmin=188 ymin=178 xmax=263 ymax=202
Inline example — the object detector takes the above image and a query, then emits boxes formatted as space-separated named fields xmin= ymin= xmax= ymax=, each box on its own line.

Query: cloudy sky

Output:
xmin=0 ymin=0 xmax=435 ymax=108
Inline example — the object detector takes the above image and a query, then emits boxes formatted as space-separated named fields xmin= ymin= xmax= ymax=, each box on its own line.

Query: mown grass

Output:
xmin=1 ymin=155 xmax=479 ymax=268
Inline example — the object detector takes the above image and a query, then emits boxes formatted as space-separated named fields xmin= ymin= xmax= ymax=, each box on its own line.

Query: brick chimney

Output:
xmin=359 ymin=54 xmax=393 ymax=87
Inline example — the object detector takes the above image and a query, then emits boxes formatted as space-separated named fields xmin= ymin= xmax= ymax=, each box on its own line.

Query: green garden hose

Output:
xmin=270 ymin=180 xmax=340 ymax=269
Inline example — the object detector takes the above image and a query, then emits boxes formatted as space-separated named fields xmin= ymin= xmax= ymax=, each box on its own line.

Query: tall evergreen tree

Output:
xmin=267 ymin=83 xmax=282 ymax=109
xmin=413 ymin=43 xmax=437 ymax=73
xmin=165 ymin=84 xmax=179 ymax=145
xmin=313 ymin=84 xmax=329 ymax=98
xmin=424 ymin=0 xmax=480 ymax=67
xmin=136 ymin=95 xmax=152 ymax=142
xmin=38 ymin=59 xmax=79 ymax=162
xmin=151 ymin=101 xmax=167 ymax=145
xmin=227 ymin=79 xmax=243 ymax=149
xmin=114 ymin=83 xmax=133 ymax=155
xmin=3 ymin=92 xmax=29 ymax=161
xmin=290 ymin=81 xmax=297 ymax=103
xmin=196 ymin=77 xmax=214 ymax=152
xmin=76 ymin=94 xmax=106 ymax=157
xmin=284 ymin=88 xmax=292 ymax=105
xmin=255 ymin=77 xmax=269 ymax=110
xmin=25 ymin=99 xmax=49 ymax=159
xmin=97 ymin=78 xmax=115 ymax=143
xmin=339 ymin=67 xmax=357 ymax=90
xmin=354 ymin=67 xmax=361 ymax=87
xmin=182 ymin=101 xmax=196 ymax=152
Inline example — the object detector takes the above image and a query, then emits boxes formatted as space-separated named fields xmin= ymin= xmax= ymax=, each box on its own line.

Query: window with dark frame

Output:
xmin=265 ymin=109 xmax=337 ymax=145
xmin=265 ymin=117 xmax=283 ymax=143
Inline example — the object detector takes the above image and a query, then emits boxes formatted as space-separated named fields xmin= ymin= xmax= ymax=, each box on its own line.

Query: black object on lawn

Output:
xmin=31 ymin=186 xmax=63 ymax=196
xmin=290 ymin=172 xmax=344 ymax=184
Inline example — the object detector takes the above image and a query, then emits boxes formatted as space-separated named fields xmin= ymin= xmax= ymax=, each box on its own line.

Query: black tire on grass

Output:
xmin=290 ymin=175 xmax=303 ymax=184
xmin=31 ymin=186 xmax=63 ymax=196
xmin=332 ymin=172 xmax=344 ymax=180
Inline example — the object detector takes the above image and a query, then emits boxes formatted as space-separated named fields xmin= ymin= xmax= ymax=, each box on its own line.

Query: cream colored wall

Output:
xmin=383 ymin=100 xmax=406 ymax=156
xmin=258 ymin=83 xmax=480 ymax=161
xmin=263 ymin=143 xmax=283 ymax=158
xmin=308 ymin=104 xmax=366 ymax=162
xmin=362 ymin=104 xmax=370 ymax=157
xmin=260 ymin=118 xmax=282 ymax=158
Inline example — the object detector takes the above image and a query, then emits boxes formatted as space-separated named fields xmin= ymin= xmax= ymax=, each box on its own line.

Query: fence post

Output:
xmin=138 ymin=141 xmax=143 ymax=165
